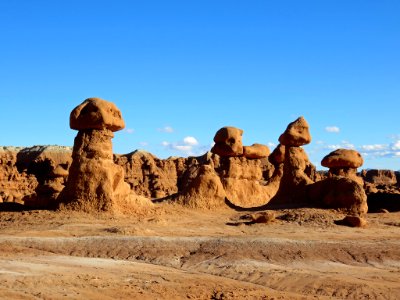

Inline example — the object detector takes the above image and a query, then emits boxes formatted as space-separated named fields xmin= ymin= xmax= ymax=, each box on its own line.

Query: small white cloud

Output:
xmin=158 ymin=126 xmax=174 ymax=133
xmin=125 ymin=128 xmax=135 ymax=134
xmin=183 ymin=136 xmax=198 ymax=146
xmin=139 ymin=142 xmax=148 ymax=146
xmin=173 ymin=145 xmax=192 ymax=152
xmin=161 ymin=141 xmax=170 ymax=147
xmin=360 ymin=144 xmax=387 ymax=151
xmin=325 ymin=126 xmax=340 ymax=133
xmin=391 ymin=140 xmax=400 ymax=150
xmin=267 ymin=142 xmax=277 ymax=148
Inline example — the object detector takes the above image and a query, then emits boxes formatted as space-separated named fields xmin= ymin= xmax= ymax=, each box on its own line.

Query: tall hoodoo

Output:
xmin=59 ymin=98 xmax=132 ymax=213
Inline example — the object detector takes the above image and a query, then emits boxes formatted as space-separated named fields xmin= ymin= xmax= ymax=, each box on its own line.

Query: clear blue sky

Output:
xmin=1 ymin=0 xmax=399 ymax=169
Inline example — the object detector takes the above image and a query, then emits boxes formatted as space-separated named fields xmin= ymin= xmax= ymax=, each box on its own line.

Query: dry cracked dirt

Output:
xmin=0 ymin=204 xmax=399 ymax=299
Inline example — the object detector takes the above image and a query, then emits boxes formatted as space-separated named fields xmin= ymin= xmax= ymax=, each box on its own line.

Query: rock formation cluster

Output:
xmin=0 ymin=101 xmax=399 ymax=217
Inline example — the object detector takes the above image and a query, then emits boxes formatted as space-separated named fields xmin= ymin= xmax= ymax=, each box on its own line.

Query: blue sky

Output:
xmin=0 ymin=0 xmax=399 ymax=169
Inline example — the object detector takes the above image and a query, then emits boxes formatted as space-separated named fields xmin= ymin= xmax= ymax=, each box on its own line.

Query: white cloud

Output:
xmin=158 ymin=126 xmax=174 ymax=133
xmin=161 ymin=136 xmax=205 ymax=156
xmin=139 ymin=141 xmax=148 ymax=146
xmin=325 ymin=126 xmax=340 ymax=133
xmin=267 ymin=142 xmax=277 ymax=148
xmin=391 ymin=140 xmax=400 ymax=150
xmin=360 ymin=144 xmax=386 ymax=151
xmin=172 ymin=145 xmax=192 ymax=152
xmin=125 ymin=128 xmax=135 ymax=134
xmin=183 ymin=136 xmax=198 ymax=146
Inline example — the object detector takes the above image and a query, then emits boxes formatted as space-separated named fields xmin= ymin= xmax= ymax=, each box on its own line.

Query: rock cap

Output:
xmin=278 ymin=116 xmax=311 ymax=146
xmin=70 ymin=98 xmax=125 ymax=132
xmin=211 ymin=126 xmax=244 ymax=157
xmin=321 ymin=148 xmax=363 ymax=169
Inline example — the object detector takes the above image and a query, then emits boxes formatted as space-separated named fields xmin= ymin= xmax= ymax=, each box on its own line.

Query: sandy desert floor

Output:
xmin=0 ymin=204 xmax=399 ymax=299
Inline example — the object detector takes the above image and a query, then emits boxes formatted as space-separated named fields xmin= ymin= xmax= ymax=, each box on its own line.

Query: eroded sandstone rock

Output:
xmin=278 ymin=116 xmax=311 ymax=147
xmin=60 ymin=98 xmax=149 ymax=213
xmin=211 ymin=126 xmax=244 ymax=157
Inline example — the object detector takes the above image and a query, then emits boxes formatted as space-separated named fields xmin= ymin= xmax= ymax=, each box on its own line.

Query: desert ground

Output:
xmin=0 ymin=203 xmax=399 ymax=300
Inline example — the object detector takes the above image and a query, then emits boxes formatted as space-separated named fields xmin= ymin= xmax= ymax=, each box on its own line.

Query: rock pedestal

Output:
xmin=59 ymin=98 xmax=139 ymax=213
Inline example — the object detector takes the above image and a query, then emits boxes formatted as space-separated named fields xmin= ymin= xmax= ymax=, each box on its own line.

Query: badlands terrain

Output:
xmin=0 ymin=98 xmax=399 ymax=299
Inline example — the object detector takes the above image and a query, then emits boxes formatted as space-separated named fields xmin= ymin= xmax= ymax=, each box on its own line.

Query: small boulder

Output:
xmin=336 ymin=215 xmax=367 ymax=228
xmin=250 ymin=211 xmax=276 ymax=224
xmin=278 ymin=117 xmax=311 ymax=147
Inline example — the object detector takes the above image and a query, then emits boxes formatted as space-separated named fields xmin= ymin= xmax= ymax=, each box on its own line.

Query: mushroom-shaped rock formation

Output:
xmin=59 ymin=98 xmax=150 ymax=213
xmin=243 ymin=143 xmax=270 ymax=159
xmin=321 ymin=149 xmax=364 ymax=184
xmin=211 ymin=126 xmax=244 ymax=157
xmin=278 ymin=116 xmax=311 ymax=147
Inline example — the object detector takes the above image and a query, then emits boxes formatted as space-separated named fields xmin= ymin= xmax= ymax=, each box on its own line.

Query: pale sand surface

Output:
xmin=0 ymin=204 xmax=399 ymax=299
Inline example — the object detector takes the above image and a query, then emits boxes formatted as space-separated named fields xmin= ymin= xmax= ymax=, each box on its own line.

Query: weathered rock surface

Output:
xmin=243 ymin=143 xmax=270 ymax=159
xmin=211 ymin=126 xmax=244 ymax=157
xmin=70 ymin=97 xmax=125 ymax=132
xmin=278 ymin=116 xmax=311 ymax=147
xmin=308 ymin=177 xmax=368 ymax=215
xmin=114 ymin=150 xmax=183 ymax=199
xmin=322 ymin=149 xmax=363 ymax=169
xmin=60 ymin=98 xmax=150 ymax=213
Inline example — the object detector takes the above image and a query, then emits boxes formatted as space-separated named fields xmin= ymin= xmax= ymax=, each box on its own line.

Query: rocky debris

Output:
xmin=250 ymin=211 xmax=276 ymax=224
xmin=309 ymin=177 xmax=368 ymax=215
xmin=278 ymin=116 xmax=311 ymax=147
xmin=243 ymin=143 xmax=270 ymax=159
xmin=59 ymin=98 xmax=150 ymax=213
xmin=335 ymin=215 xmax=367 ymax=228
xmin=211 ymin=127 xmax=244 ymax=157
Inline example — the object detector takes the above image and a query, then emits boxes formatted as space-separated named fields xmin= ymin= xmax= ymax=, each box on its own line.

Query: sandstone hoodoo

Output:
xmin=321 ymin=148 xmax=364 ymax=183
xmin=272 ymin=116 xmax=315 ymax=205
xmin=211 ymin=126 xmax=244 ymax=157
xmin=308 ymin=149 xmax=368 ymax=215
xmin=59 ymin=98 xmax=145 ymax=213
